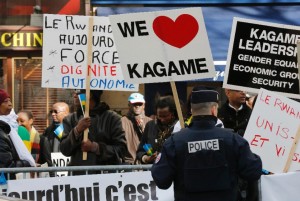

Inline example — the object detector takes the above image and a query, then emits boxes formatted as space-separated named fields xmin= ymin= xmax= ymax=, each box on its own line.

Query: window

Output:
xmin=13 ymin=58 xmax=74 ymax=133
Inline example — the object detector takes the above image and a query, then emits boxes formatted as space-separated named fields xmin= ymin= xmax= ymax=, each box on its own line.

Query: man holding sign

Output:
xmin=60 ymin=90 xmax=126 ymax=175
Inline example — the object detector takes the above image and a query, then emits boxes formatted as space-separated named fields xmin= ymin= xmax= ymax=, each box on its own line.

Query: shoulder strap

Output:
xmin=127 ymin=116 xmax=144 ymax=140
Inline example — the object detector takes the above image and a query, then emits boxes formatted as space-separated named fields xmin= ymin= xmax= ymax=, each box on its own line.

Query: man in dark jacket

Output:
xmin=218 ymin=89 xmax=257 ymax=201
xmin=43 ymin=102 xmax=70 ymax=152
xmin=218 ymin=89 xmax=252 ymax=137
xmin=151 ymin=87 xmax=262 ymax=201
xmin=136 ymin=96 xmax=178 ymax=164
xmin=60 ymin=90 xmax=127 ymax=175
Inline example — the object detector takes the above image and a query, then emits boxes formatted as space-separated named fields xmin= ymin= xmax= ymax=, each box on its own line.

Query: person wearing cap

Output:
xmin=121 ymin=93 xmax=152 ymax=164
xmin=172 ymin=89 xmax=224 ymax=133
xmin=60 ymin=89 xmax=127 ymax=175
xmin=151 ymin=87 xmax=262 ymax=201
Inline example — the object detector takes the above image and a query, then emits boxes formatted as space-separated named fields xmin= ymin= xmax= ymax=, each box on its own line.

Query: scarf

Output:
xmin=29 ymin=126 xmax=40 ymax=163
xmin=126 ymin=111 xmax=146 ymax=141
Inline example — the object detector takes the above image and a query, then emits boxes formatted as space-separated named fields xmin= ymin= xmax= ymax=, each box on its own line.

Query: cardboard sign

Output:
xmin=261 ymin=172 xmax=300 ymax=201
xmin=42 ymin=14 xmax=138 ymax=91
xmin=109 ymin=7 xmax=215 ymax=84
xmin=4 ymin=171 xmax=174 ymax=201
xmin=223 ymin=18 xmax=300 ymax=99
xmin=244 ymin=88 xmax=300 ymax=173
xmin=51 ymin=152 xmax=70 ymax=177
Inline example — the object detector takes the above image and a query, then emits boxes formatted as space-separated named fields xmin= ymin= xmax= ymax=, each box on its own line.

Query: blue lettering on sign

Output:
xmin=61 ymin=76 xmax=136 ymax=90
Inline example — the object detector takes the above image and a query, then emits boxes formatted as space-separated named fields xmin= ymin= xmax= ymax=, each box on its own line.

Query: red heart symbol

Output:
xmin=152 ymin=14 xmax=199 ymax=48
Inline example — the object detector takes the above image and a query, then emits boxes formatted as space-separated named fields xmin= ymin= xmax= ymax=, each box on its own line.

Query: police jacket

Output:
xmin=151 ymin=115 xmax=262 ymax=201
xmin=60 ymin=102 xmax=127 ymax=174
xmin=218 ymin=102 xmax=252 ymax=136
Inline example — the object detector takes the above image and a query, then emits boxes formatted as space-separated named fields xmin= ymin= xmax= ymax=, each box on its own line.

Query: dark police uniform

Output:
xmin=151 ymin=87 xmax=262 ymax=201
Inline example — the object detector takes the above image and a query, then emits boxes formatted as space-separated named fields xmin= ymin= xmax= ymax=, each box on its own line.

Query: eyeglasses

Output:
xmin=50 ymin=110 xmax=64 ymax=114
xmin=132 ymin=103 xmax=144 ymax=107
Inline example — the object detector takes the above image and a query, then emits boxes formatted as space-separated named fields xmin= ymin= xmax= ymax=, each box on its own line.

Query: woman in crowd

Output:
xmin=0 ymin=89 xmax=32 ymax=179
xmin=17 ymin=110 xmax=52 ymax=167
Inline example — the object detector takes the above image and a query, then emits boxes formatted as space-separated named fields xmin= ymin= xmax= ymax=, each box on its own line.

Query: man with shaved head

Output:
xmin=43 ymin=102 xmax=70 ymax=152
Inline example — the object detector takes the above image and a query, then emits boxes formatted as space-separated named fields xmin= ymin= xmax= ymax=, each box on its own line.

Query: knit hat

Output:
xmin=0 ymin=89 xmax=10 ymax=105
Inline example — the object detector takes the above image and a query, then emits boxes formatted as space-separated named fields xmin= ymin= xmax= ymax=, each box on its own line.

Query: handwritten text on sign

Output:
xmin=42 ymin=14 xmax=138 ymax=91
xmin=109 ymin=7 xmax=215 ymax=84
xmin=244 ymin=88 xmax=300 ymax=173
xmin=223 ymin=18 xmax=300 ymax=99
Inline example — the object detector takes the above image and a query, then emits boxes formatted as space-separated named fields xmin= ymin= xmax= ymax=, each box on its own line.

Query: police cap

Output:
xmin=191 ymin=86 xmax=219 ymax=104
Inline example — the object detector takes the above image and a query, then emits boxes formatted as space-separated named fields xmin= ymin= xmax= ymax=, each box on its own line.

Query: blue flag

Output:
xmin=54 ymin=124 xmax=64 ymax=139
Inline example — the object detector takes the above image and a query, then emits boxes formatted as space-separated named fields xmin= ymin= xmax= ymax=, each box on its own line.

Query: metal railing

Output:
xmin=0 ymin=165 xmax=152 ymax=180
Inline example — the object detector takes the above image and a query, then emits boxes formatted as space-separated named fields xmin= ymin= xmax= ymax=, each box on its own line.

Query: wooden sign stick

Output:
xmin=82 ymin=16 xmax=93 ymax=160
xmin=283 ymin=126 xmax=300 ymax=173
xmin=170 ymin=81 xmax=185 ymax=129
xmin=283 ymin=42 xmax=300 ymax=170
xmin=297 ymin=42 xmax=300 ymax=95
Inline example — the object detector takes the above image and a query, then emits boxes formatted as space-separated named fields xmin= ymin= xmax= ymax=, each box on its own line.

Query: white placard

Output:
xmin=4 ymin=171 xmax=174 ymax=201
xmin=244 ymin=88 xmax=300 ymax=173
xmin=42 ymin=14 xmax=138 ymax=91
xmin=51 ymin=152 xmax=70 ymax=177
xmin=223 ymin=18 xmax=300 ymax=99
xmin=261 ymin=172 xmax=300 ymax=201
xmin=109 ymin=7 xmax=215 ymax=84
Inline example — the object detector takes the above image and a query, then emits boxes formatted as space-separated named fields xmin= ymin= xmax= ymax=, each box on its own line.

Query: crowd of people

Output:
xmin=0 ymin=87 xmax=262 ymax=200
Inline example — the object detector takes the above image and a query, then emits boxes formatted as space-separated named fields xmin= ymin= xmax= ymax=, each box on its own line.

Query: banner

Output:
xmin=42 ymin=14 xmax=138 ymax=91
xmin=223 ymin=18 xmax=300 ymax=99
xmin=261 ymin=172 xmax=300 ymax=201
xmin=244 ymin=88 xmax=300 ymax=173
xmin=109 ymin=7 xmax=215 ymax=84
xmin=4 ymin=171 xmax=174 ymax=201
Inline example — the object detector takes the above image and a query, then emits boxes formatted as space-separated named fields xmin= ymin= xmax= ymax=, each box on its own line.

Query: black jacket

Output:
xmin=0 ymin=120 xmax=31 ymax=169
xmin=151 ymin=116 xmax=262 ymax=201
xmin=60 ymin=102 xmax=127 ymax=174
xmin=38 ymin=135 xmax=53 ymax=167
xmin=136 ymin=119 xmax=176 ymax=164
xmin=43 ymin=123 xmax=61 ymax=152
xmin=218 ymin=102 xmax=252 ymax=136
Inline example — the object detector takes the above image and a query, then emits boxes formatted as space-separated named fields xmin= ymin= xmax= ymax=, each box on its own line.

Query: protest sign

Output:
xmin=42 ymin=14 xmax=138 ymax=91
xmin=298 ymin=42 xmax=300 ymax=94
xmin=223 ymin=18 xmax=300 ymax=99
xmin=51 ymin=152 xmax=70 ymax=177
xmin=244 ymin=88 xmax=300 ymax=173
xmin=4 ymin=171 xmax=174 ymax=201
xmin=261 ymin=172 xmax=300 ymax=201
xmin=109 ymin=7 xmax=215 ymax=84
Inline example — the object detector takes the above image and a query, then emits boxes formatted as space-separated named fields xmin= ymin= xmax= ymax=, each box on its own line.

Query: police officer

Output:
xmin=151 ymin=86 xmax=262 ymax=201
